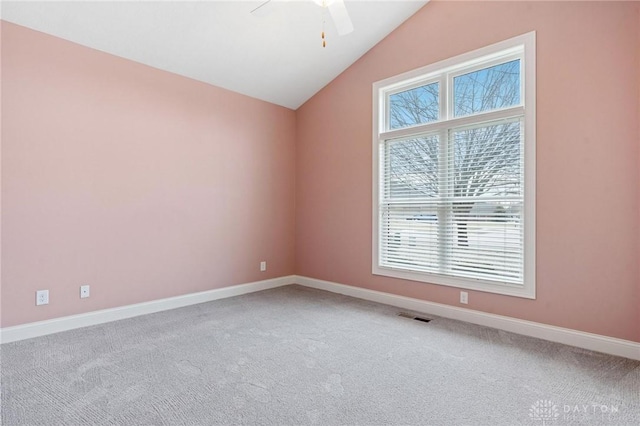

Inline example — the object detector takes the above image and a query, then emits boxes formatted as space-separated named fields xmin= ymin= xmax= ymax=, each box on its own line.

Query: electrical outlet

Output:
xmin=260 ymin=261 xmax=267 ymax=272
xmin=460 ymin=291 xmax=468 ymax=304
xmin=36 ymin=290 xmax=49 ymax=306
xmin=80 ymin=285 xmax=90 ymax=299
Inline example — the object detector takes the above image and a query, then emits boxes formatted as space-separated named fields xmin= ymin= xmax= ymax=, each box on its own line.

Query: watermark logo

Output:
xmin=529 ymin=399 xmax=621 ymax=424
xmin=529 ymin=400 xmax=559 ymax=425
xmin=562 ymin=404 xmax=620 ymax=422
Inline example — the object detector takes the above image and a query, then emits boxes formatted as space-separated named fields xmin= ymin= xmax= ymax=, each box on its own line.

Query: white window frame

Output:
xmin=372 ymin=32 xmax=536 ymax=299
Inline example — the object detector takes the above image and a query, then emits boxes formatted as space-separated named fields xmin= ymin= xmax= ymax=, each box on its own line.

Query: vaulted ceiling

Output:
xmin=2 ymin=1 xmax=428 ymax=109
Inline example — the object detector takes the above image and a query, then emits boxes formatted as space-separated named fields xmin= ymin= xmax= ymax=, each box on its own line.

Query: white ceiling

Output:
xmin=1 ymin=0 xmax=428 ymax=109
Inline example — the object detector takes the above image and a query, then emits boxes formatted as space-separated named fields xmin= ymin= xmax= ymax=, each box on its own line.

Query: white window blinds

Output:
xmin=373 ymin=33 xmax=536 ymax=298
xmin=380 ymin=119 xmax=524 ymax=284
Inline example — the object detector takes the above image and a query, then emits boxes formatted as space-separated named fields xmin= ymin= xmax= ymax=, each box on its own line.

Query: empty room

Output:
xmin=1 ymin=0 xmax=639 ymax=425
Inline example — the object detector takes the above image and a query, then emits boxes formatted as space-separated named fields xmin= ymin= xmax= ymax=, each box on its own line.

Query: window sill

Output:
xmin=372 ymin=264 xmax=536 ymax=299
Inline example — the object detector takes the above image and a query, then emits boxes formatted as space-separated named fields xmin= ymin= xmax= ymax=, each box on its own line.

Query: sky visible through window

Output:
xmin=382 ymin=58 xmax=525 ymax=283
xmin=454 ymin=60 xmax=520 ymax=117
xmin=388 ymin=59 xmax=520 ymax=130
xmin=389 ymin=82 xmax=439 ymax=130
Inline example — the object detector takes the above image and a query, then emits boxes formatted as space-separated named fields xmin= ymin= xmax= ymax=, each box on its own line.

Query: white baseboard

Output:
xmin=4 ymin=274 xmax=638 ymax=361
xmin=294 ymin=275 xmax=640 ymax=361
xmin=0 ymin=275 xmax=296 ymax=344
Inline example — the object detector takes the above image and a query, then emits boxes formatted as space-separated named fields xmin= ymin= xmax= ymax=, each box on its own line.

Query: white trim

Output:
xmin=3 ymin=275 xmax=638 ymax=361
xmin=294 ymin=276 xmax=640 ymax=361
xmin=522 ymin=31 xmax=536 ymax=299
xmin=0 ymin=276 xmax=296 ymax=344
xmin=373 ymin=36 xmax=529 ymax=93
xmin=379 ymin=105 xmax=525 ymax=142
xmin=372 ymin=32 xmax=536 ymax=299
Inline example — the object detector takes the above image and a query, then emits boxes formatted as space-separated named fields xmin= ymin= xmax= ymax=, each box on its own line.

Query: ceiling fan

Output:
xmin=251 ymin=0 xmax=354 ymax=46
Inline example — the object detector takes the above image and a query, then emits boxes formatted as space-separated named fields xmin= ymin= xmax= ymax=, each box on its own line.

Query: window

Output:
xmin=372 ymin=33 xmax=536 ymax=298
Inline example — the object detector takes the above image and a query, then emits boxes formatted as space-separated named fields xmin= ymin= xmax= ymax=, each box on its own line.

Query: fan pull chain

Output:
xmin=321 ymin=14 xmax=326 ymax=47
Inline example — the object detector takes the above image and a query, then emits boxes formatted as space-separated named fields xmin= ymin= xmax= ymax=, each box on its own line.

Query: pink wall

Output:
xmin=638 ymin=4 xmax=640 ymax=340
xmin=1 ymin=22 xmax=296 ymax=327
xmin=0 ymin=21 xmax=4 ymax=327
xmin=636 ymin=2 xmax=640 ymax=340
xmin=2 ymin=2 xmax=639 ymax=343
xmin=296 ymin=1 xmax=640 ymax=342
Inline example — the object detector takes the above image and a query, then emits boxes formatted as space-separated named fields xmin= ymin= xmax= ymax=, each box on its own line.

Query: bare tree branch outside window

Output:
xmin=388 ymin=60 xmax=521 ymax=248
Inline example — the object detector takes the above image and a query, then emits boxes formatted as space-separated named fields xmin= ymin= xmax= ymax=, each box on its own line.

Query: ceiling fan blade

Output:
xmin=250 ymin=0 xmax=274 ymax=18
xmin=328 ymin=0 xmax=354 ymax=36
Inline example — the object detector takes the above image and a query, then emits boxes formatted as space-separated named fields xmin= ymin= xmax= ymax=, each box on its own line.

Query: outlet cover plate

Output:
xmin=36 ymin=290 xmax=49 ymax=306
xmin=80 ymin=285 xmax=90 ymax=299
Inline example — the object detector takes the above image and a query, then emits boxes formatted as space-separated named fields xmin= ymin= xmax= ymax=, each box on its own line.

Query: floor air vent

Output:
xmin=398 ymin=312 xmax=432 ymax=323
